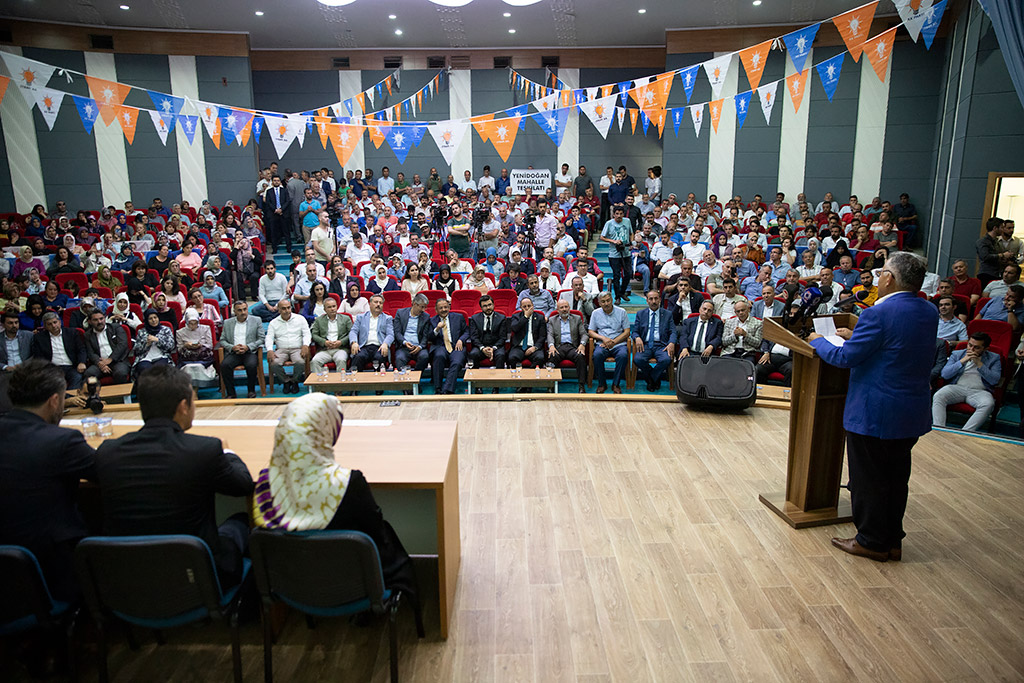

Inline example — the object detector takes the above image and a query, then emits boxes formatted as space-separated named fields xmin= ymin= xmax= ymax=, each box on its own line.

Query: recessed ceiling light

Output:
xmin=254 ymin=10 xmax=264 ymax=16
xmin=317 ymin=0 xmax=356 ymax=6
xmin=638 ymin=8 xmax=647 ymax=13
xmin=752 ymin=0 xmax=762 ymax=5
xmin=508 ymin=28 xmax=516 ymax=33
xmin=119 ymin=4 xmax=129 ymax=9
xmin=388 ymin=14 xmax=396 ymax=19
xmin=503 ymin=12 xmax=511 ymax=17
xmin=394 ymin=28 xmax=403 ymax=35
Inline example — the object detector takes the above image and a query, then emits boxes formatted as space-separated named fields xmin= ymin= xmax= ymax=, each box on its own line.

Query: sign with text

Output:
xmin=510 ymin=168 xmax=551 ymax=194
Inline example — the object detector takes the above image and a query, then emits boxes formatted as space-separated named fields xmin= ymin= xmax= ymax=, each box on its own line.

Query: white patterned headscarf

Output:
xmin=251 ymin=393 xmax=351 ymax=530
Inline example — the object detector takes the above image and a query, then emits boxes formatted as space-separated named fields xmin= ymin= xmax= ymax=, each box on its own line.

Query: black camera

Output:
xmin=84 ymin=376 xmax=104 ymax=415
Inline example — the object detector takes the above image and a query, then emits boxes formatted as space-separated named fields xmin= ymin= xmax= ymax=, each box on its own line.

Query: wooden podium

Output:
xmin=758 ymin=313 xmax=856 ymax=528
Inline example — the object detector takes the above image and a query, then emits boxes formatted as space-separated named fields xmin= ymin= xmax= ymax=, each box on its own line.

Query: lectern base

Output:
xmin=758 ymin=493 xmax=853 ymax=529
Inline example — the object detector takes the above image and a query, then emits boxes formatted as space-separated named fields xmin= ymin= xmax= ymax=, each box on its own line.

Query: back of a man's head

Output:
xmin=886 ymin=252 xmax=927 ymax=292
xmin=137 ymin=365 xmax=193 ymax=422
xmin=7 ymin=359 xmax=66 ymax=412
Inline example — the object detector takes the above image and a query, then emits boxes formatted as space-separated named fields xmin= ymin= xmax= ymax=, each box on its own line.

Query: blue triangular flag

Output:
xmin=920 ymin=0 xmax=946 ymax=50
xmin=782 ymin=24 xmax=820 ymax=75
xmin=506 ymin=104 xmax=528 ymax=130
xmin=376 ymin=83 xmax=384 ymax=100
xmin=179 ymin=115 xmax=199 ymax=144
xmin=345 ymin=99 xmax=354 ymax=117
xmin=679 ymin=65 xmax=700 ymax=103
xmin=384 ymin=125 xmax=422 ymax=164
xmin=574 ymin=89 xmax=585 ymax=105
xmin=405 ymin=123 xmax=427 ymax=148
xmin=217 ymin=107 xmax=253 ymax=146
xmin=815 ymin=53 xmax=844 ymax=102
xmin=146 ymin=91 xmax=183 ymax=132
xmin=335 ymin=116 xmax=351 ymax=125
xmin=403 ymin=99 xmax=411 ymax=114
xmin=618 ymin=81 xmax=631 ymax=107
xmin=640 ymin=110 xmax=650 ymax=136
xmin=672 ymin=107 xmax=684 ymax=137
xmin=530 ymin=107 xmax=569 ymax=147
xmin=251 ymin=116 xmax=264 ymax=143
xmin=72 ymin=95 xmax=99 ymax=134
xmin=734 ymin=91 xmax=752 ymax=129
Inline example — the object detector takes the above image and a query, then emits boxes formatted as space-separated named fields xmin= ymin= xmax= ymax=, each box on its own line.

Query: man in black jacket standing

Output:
xmin=94 ymin=365 xmax=254 ymax=587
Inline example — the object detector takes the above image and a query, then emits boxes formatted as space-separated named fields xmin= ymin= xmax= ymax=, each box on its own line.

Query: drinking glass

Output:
xmin=97 ymin=417 xmax=114 ymax=438
xmin=82 ymin=417 xmax=98 ymax=439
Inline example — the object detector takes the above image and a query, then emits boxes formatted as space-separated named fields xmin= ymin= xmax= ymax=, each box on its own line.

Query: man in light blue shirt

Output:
xmin=298 ymin=187 xmax=322 ymax=245
xmin=765 ymin=246 xmax=791 ymax=282
xmin=932 ymin=332 xmax=1002 ymax=431
xmin=588 ymin=291 xmax=630 ymax=394
xmin=975 ymin=285 xmax=1023 ymax=332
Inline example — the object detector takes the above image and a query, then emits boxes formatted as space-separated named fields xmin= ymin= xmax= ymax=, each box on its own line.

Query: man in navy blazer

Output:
xmin=677 ymin=301 xmax=723 ymax=358
xmin=429 ymin=298 xmax=469 ymax=394
xmin=262 ymin=174 xmax=292 ymax=253
xmin=392 ymin=294 xmax=432 ymax=371
xmin=808 ymin=252 xmax=938 ymax=562
xmin=350 ymin=294 xmax=395 ymax=371
xmin=633 ymin=290 xmax=677 ymax=391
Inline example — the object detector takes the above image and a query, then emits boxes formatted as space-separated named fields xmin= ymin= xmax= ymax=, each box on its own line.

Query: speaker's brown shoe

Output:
xmin=889 ymin=547 xmax=902 ymax=561
xmin=831 ymin=537 xmax=889 ymax=562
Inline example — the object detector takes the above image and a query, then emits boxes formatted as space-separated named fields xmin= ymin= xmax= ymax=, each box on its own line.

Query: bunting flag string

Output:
xmin=833 ymin=1 xmax=880 ymax=62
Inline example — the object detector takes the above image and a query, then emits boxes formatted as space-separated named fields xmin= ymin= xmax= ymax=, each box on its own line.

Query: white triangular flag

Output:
xmin=366 ymin=85 xmax=374 ymax=107
xmin=578 ymin=94 xmax=616 ymax=139
xmin=196 ymin=101 xmax=220 ymax=139
xmin=33 ymin=87 xmax=65 ymax=131
xmin=263 ymin=115 xmax=297 ymax=157
xmin=531 ymin=93 xmax=557 ymax=113
xmin=691 ymin=103 xmax=704 ymax=138
xmin=757 ymin=81 xmax=779 ymax=125
xmin=331 ymin=102 xmax=345 ymax=118
xmin=149 ymin=110 xmax=172 ymax=145
xmin=427 ymin=120 xmax=469 ymax=167
xmin=894 ymin=0 xmax=933 ymax=42
xmin=0 ymin=52 xmax=56 ymax=107
xmin=287 ymin=114 xmax=307 ymax=147
xmin=585 ymin=86 xmax=598 ymax=103
xmin=703 ymin=53 xmax=733 ymax=99
xmin=616 ymin=106 xmax=626 ymax=132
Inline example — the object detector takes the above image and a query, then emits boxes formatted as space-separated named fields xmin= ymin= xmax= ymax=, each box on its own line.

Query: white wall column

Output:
xmin=706 ymin=52 xmax=737 ymax=200
xmin=338 ymin=70 xmax=365 ymax=173
xmin=777 ymin=50 xmax=811 ymax=202
xmin=850 ymin=56 xmax=892 ymax=202
xmin=168 ymin=55 xmax=208 ymax=206
xmin=0 ymin=47 xmax=46 ymax=212
xmin=449 ymin=69 xmax=472 ymax=174
xmin=83 ymin=52 xmax=131 ymax=208
xmin=558 ymin=68 xmax=580 ymax=175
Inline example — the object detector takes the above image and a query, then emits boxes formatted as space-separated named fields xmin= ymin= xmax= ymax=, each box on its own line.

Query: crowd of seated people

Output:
xmin=1 ymin=161 xmax=1021 ymax=432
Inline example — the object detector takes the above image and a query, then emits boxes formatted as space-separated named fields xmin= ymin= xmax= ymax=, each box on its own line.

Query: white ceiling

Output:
xmin=4 ymin=0 xmax=898 ymax=50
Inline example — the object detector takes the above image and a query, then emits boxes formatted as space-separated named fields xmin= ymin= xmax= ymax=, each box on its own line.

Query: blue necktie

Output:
xmin=649 ymin=310 xmax=658 ymax=345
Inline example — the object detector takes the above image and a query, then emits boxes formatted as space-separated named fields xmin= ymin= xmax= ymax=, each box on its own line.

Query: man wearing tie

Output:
xmin=633 ymin=290 xmax=677 ymax=392
xmin=547 ymin=298 xmax=588 ymax=393
xmin=262 ymin=175 xmax=291 ymax=254
xmin=429 ymin=299 xmax=469 ymax=394
xmin=508 ymin=297 xmax=548 ymax=374
xmin=392 ymin=294 xmax=431 ymax=371
xmin=468 ymin=295 xmax=508 ymax=371
xmin=678 ymin=300 xmax=723 ymax=359
xmin=807 ymin=252 xmax=938 ymax=562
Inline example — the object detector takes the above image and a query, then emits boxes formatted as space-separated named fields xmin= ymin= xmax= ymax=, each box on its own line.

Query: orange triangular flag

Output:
xmin=560 ymin=89 xmax=573 ymax=108
xmin=739 ymin=39 xmax=772 ymax=91
xmin=85 ymin=76 xmax=132 ymax=125
xmin=631 ymin=75 xmax=674 ymax=119
xmin=786 ymin=70 xmax=808 ymax=113
xmin=238 ymin=117 xmax=253 ymax=147
xmin=481 ymin=117 xmax=520 ymax=162
xmin=601 ymin=85 xmax=614 ymax=98
xmin=116 ymin=105 xmax=139 ymax=145
xmin=385 ymin=77 xmax=392 ymax=96
xmin=863 ymin=27 xmax=897 ymax=82
xmin=834 ymin=1 xmax=879 ymax=62
xmin=471 ymin=114 xmax=496 ymax=142
xmin=329 ymin=123 xmax=362 ymax=168
xmin=0 ymin=75 xmax=9 ymax=107
xmin=210 ymin=117 xmax=221 ymax=149
xmin=709 ymin=99 xmax=723 ymax=133
xmin=654 ymin=109 xmax=666 ymax=138
xmin=629 ymin=108 xmax=639 ymax=134
xmin=356 ymin=93 xmax=366 ymax=113
xmin=417 ymin=90 xmax=423 ymax=110
xmin=367 ymin=121 xmax=389 ymax=149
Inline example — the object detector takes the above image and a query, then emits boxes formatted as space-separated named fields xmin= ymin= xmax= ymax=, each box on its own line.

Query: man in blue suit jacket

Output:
xmin=808 ymin=252 xmax=938 ymax=562
xmin=261 ymin=175 xmax=292 ymax=254
xmin=350 ymin=294 xmax=395 ymax=371
xmin=429 ymin=299 xmax=469 ymax=394
xmin=392 ymin=294 xmax=431 ymax=371
xmin=677 ymin=301 xmax=723 ymax=358
xmin=633 ymin=290 xmax=677 ymax=391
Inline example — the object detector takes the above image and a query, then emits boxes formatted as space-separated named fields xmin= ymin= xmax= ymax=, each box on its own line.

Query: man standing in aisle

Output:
xmin=807 ymin=252 xmax=937 ymax=562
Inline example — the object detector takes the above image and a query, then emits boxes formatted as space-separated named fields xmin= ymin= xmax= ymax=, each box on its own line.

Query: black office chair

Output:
xmin=74 ymin=535 xmax=250 ymax=683
xmin=250 ymin=529 xmax=425 ymax=683
xmin=0 ymin=545 xmax=79 ymax=681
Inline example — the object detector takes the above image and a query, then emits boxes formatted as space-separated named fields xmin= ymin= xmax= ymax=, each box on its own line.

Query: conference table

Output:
xmin=67 ymin=418 xmax=461 ymax=639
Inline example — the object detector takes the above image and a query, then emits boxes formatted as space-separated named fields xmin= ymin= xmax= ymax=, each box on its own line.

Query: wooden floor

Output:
xmin=12 ymin=400 xmax=1024 ymax=682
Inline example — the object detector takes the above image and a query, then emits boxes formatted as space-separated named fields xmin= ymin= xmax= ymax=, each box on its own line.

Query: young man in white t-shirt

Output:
xmin=309 ymin=211 xmax=336 ymax=266
xmin=554 ymin=163 xmax=573 ymax=191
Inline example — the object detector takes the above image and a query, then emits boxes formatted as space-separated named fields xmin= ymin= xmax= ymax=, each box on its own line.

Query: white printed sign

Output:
xmin=510 ymin=168 xmax=552 ymax=194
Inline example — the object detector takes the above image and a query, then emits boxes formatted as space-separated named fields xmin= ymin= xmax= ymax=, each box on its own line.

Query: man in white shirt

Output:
xmin=309 ymin=211 xmax=335 ymax=265
xmin=344 ymin=233 xmax=374 ymax=265
xmin=477 ymin=166 xmax=496 ymax=192
xmin=376 ymin=166 xmax=395 ymax=196
xmin=458 ymin=170 xmax=477 ymax=194
xmin=814 ymin=192 xmax=840 ymax=215
xmin=310 ymin=297 xmax=352 ymax=374
xmin=695 ymin=250 xmax=723 ymax=285
xmin=681 ymin=229 xmax=706 ymax=262
xmin=554 ymin=163 xmax=573 ymax=191
xmin=254 ymin=261 xmax=290 ymax=322
xmin=265 ymin=299 xmax=310 ymax=394
xmin=561 ymin=259 xmax=599 ymax=296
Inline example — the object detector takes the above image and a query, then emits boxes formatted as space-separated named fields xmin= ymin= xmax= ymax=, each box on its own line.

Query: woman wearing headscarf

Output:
xmin=462 ymin=264 xmax=493 ymax=293
xmin=92 ymin=265 xmax=119 ymax=291
xmin=81 ymin=242 xmax=111 ymax=275
xmin=379 ymin=232 xmax=401 ymax=259
xmin=150 ymin=292 xmax=178 ymax=327
xmin=12 ymin=245 xmax=46 ymax=279
xmin=231 ymin=236 xmax=262 ymax=301
xmin=133 ymin=309 xmax=175 ymax=378
xmin=204 ymin=255 xmax=232 ymax=294
xmin=62 ymin=233 xmax=85 ymax=258
xmin=25 ymin=268 xmax=46 ymax=295
xmin=251 ymin=394 xmax=418 ymax=599
xmin=176 ymin=308 xmax=216 ymax=382
xmin=339 ymin=282 xmax=369 ymax=316
xmin=367 ymin=264 xmax=398 ymax=294
xmin=387 ymin=253 xmax=406 ymax=281
xmin=108 ymin=292 xmax=143 ymax=331
xmin=803 ymin=237 xmax=823 ymax=267
xmin=825 ymin=239 xmax=852 ymax=270
xmin=433 ymin=264 xmax=459 ymax=300
xmin=187 ymin=287 xmax=223 ymax=329
xmin=200 ymin=272 xmax=230 ymax=309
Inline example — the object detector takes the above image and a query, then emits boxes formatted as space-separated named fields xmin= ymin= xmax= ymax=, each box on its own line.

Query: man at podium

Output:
xmin=807 ymin=252 xmax=938 ymax=562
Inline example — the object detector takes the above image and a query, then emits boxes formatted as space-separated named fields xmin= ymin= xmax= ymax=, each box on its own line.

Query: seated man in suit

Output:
xmin=30 ymin=312 xmax=87 ymax=390
xmin=310 ymin=296 xmax=353 ymax=375
xmin=559 ymin=276 xmax=596 ymax=323
xmin=393 ymin=293 xmax=431 ymax=371
xmin=547 ymin=298 xmax=588 ymax=393
xmin=219 ymin=300 xmax=266 ymax=399
xmin=1 ymin=310 xmax=34 ymax=406
xmin=0 ymin=360 xmax=96 ymax=602
xmin=677 ymin=300 xmax=723 ymax=359
xmin=350 ymin=293 xmax=395 ymax=371
xmin=94 ymin=365 xmax=253 ymax=587
xmin=468 ymin=294 xmax=508 ymax=373
xmin=588 ymin=291 xmax=630 ymax=394
xmin=429 ymin=298 xmax=469 ymax=395
xmin=721 ymin=299 xmax=763 ymax=357
xmin=508 ymin=297 xmax=548 ymax=381
xmin=751 ymin=282 xmax=786 ymax=319
xmin=932 ymin=332 xmax=1002 ymax=432
xmin=633 ymin=290 xmax=677 ymax=392
xmin=83 ymin=308 xmax=130 ymax=385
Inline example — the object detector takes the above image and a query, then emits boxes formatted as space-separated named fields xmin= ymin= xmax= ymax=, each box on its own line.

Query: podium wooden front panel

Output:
xmin=759 ymin=314 xmax=855 ymax=528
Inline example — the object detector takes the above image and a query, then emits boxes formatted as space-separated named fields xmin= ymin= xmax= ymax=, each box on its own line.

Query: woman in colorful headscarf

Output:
xmin=251 ymin=393 xmax=418 ymax=598
xmin=133 ymin=308 xmax=175 ymax=377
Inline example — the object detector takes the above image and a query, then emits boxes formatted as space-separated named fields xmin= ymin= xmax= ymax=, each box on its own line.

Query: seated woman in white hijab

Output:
xmin=176 ymin=308 xmax=217 ymax=382
xmin=252 ymin=393 xmax=418 ymax=600
xmin=108 ymin=292 xmax=143 ymax=331
xmin=803 ymin=237 xmax=824 ymax=267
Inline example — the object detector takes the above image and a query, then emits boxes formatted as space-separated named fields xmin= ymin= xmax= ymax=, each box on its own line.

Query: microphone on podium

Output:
xmin=789 ymin=287 xmax=823 ymax=327
xmin=833 ymin=289 xmax=871 ymax=311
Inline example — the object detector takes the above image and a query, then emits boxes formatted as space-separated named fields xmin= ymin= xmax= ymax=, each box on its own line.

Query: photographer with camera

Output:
xmin=446 ymin=203 xmax=473 ymax=259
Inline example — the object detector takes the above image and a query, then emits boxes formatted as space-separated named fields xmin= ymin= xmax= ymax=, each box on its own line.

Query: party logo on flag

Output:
xmin=33 ymin=88 xmax=65 ymax=131
xmin=217 ymin=107 xmax=253 ymax=147
xmin=531 ymin=93 xmax=557 ymax=113
xmin=709 ymin=99 xmax=723 ymax=134
xmin=0 ymin=75 xmax=9 ymax=108
xmin=329 ymin=124 xmax=363 ymax=168
xmin=0 ymin=53 xmax=56 ymax=107
xmin=617 ymin=81 xmax=631 ymax=107
xmin=679 ymin=65 xmax=700 ymax=104
xmin=531 ymin=107 xmax=569 ymax=147
xmin=149 ymin=110 xmax=172 ymax=146
xmin=816 ymin=53 xmax=845 ymax=102
xmin=480 ymin=117 xmax=520 ymax=162
xmin=179 ymin=115 xmax=199 ymax=145
xmin=833 ymin=1 xmax=879 ymax=62
xmin=703 ymin=54 xmax=733 ymax=99
xmin=672 ymin=107 xmax=684 ymax=137
xmin=786 ymin=70 xmax=809 ymax=113
xmin=739 ymin=40 xmax=773 ymax=91
xmin=640 ymin=110 xmax=650 ymax=136
xmin=628 ymin=108 xmax=639 ymax=135
xmin=251 ymin=116 xmax=264 ymax=144
xmin=116 ymin=105 xmax=139 ymax=145
xmin=85 ymin=76 xmax=132 ymax=125
xmin=894 ymin=0 xmax=933 ymax=42
xmin=734 ymin=91 xmax=752 ymax=130
xmin=757 ymin=81 xmax=779 ymax=125
xmin=427 ymin=120 xmax=470 ymax=167
xmin=782 ymin=24 xmax=820 ymax=75
xmin=147 ymin=91 xmax=183 ymax=132
xmin=262 ymin=115 xmax=296 ymax=157
xmin=385 ymin=124 xmax=426 ymax=164
xmin=690 ymin=104 xmax=704 ymax=138
xmin=73 ymin=96 xmax=103 ymax=136
xmin=920 ymin=0 xmax=947 ymax=49
xmin=579 ymin=95 xmax=617 ymax=139
xmin=863 ymin=27 xmax=898 ymax=82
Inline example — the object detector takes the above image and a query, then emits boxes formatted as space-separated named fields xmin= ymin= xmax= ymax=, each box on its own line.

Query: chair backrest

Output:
xmin=966 ymin=318 xmax=1013 ymax=356
xmin=74 ymin=535 xmax=225 ymax=627
xmin=249 ymin=529 xmax=388 ymax=616
xmin=0 ymin=545 xmax=60 ymax=631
